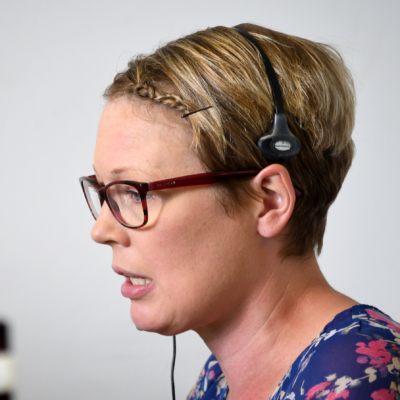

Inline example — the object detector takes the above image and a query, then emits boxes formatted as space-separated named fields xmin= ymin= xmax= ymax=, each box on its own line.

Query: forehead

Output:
xmin=94 ymin=98 xmax=204 ymax=183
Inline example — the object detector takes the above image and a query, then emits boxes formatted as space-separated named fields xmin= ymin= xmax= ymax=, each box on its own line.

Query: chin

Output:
xmin=130 ymin=302 xmax=182 ymax=336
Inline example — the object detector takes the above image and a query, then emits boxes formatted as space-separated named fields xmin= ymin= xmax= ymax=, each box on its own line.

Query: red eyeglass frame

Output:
xmin=79 ymin=170 xmax=267 ymax=229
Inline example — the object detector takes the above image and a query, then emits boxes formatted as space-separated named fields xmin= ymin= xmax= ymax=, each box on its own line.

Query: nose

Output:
xmin=91 ymin=203 xmax=130 ymax=247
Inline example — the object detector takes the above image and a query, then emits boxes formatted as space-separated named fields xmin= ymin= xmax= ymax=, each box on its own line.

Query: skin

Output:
xmin=91 ymin=98 xmax=357 ymax=400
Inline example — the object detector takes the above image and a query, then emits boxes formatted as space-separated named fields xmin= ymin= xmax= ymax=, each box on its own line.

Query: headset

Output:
xmin=166 ymin=27 xmax=302 ymax=400
xmin=233 ymin=27 xmax=301 ymax=163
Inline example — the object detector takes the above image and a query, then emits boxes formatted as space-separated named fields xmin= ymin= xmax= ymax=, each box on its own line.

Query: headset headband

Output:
xmin=233 ymin=28 xmax=285 ymax=115
xmin=232 ymin=27 xmax=301 ymax=163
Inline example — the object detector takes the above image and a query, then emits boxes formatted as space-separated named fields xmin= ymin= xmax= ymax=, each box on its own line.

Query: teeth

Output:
xmin=130 ymin=277 xmax=151 ymax=285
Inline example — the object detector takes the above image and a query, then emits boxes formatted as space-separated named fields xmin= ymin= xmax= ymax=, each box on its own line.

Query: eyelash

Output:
xmin=124 ymin=189 xmax=155 ymax=203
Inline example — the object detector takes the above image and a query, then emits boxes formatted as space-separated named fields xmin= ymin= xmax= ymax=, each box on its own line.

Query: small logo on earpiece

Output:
xmin=274 ymin=140 xmax=292 ymax=152
xmin=155 ymin=181 xmax=176 ymax=188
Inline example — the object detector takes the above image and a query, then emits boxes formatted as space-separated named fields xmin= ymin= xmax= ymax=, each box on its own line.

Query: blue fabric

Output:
xmin=187 ymin=305 xmax=400 ymax=400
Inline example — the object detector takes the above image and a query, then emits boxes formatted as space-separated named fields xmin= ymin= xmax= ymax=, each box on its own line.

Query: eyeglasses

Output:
xmin=79 ymin=170 xmax=261 ymax=229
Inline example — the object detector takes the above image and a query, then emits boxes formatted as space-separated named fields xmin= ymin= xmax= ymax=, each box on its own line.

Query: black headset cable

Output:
xmin=171 ymin=335 xmax=177 ymax=400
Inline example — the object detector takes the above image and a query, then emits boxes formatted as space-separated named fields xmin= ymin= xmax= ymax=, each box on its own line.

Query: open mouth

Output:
xmin=129 ymin=277 xmax=152 ymax=285
xmin=113 ymin=266 xmax=152 ymax=285
xmin=113 ymin=266 xmax=154 ymax=298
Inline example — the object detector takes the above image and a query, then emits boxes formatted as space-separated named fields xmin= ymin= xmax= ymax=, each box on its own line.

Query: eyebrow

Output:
xmin=93 ymin=165 xmax=130 ymax=186
xmin=92 ymin=165 xmax=156 ymax=186
xmin=110 ymin=167 xmax=129 ymax=176
xmin=92 ymin=165 xmax=130 ymax=176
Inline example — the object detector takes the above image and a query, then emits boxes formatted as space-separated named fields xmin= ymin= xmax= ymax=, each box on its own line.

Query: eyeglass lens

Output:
xmin=106 ymin=184 xmax=145 ymax=227
xmin=82 ymin=180 xmax=102 ymax=219
xmin=83 ymin=181 xmax=145 ymax=228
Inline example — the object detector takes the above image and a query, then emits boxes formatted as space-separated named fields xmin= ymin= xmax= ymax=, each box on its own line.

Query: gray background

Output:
xmin=0 ymin=1 xmax=399 ymax=399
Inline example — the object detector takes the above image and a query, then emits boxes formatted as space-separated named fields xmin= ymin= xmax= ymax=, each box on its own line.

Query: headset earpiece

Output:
xmin=233 ymin=27 xmax=301 ymax=163
xmin=258 ymin=113 xmax=301 ymax=163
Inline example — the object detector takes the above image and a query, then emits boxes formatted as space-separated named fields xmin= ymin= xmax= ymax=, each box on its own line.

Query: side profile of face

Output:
xmin=92 ymin=98 xmax=268 ymax=336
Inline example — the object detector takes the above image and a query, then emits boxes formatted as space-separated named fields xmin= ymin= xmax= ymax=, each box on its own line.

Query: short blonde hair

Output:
xmin=104 ymin=23 xmax=356 ymax=257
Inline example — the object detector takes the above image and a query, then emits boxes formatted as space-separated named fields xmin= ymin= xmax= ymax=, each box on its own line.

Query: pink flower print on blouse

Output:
xmin=207 ymin=370 xmax=215 ymax=380
xmin=305 ymin=380 xmax=351 ymax=400
xmin=371 ymin=388 xmax=395 ymax=400
xmin=305 ymin=381 xmax=332 ymax=399
xmin=356 ymin=340 xmax=392 ymax=370
xmin=305 ymin=375 xmax=362 ymax=400
xmin=366 ymin=310 xmax=400 ymax=336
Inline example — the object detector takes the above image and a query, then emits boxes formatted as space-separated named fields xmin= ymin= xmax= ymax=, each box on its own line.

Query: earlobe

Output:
xmin=254 ymin=164 xmax=296 ymax=238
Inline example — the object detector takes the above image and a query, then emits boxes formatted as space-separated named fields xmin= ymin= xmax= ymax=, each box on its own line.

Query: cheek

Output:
xmin=144 ymin=190 xmax=249 ymax=316
xmin=128 ymin=187 xmax=257 ymax=334
xmin=146 ymin=188 xmax=222 ymax=276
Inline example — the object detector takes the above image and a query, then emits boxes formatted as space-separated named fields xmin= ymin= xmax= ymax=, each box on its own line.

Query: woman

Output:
xmin=79 ymin=23 xmax=400 ymax=400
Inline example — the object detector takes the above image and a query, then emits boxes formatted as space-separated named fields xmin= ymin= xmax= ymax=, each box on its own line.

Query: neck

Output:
xmin=194 ymin=252 xmax=357 ymax=400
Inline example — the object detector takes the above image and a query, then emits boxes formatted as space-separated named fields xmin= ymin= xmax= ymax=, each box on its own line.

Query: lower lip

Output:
xmin=121 ymin=278 xmax=154 ymax=299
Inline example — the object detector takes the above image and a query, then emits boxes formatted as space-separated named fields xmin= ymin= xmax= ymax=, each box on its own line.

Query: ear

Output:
xmin=253 ymin=164 xmax=296 ymax=238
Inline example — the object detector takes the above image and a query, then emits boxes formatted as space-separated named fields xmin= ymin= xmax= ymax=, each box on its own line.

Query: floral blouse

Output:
xmin=187 ymin=304 xmax=400 ymax=400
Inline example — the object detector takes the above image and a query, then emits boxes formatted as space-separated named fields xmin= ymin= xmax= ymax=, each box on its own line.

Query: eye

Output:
xmin=124 ymin=188 xmax=141 ymax=203
xmin=145 ymin=193 xmax=156 ymax=202
xmin=122 ymin=188 xmax=155 ymax=203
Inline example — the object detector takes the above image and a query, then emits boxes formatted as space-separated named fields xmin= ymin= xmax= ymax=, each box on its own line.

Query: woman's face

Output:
xmin=92 ymin=98 xmax=261 ymax=336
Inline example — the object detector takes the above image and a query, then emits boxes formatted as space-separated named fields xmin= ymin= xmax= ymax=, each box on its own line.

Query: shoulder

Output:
xmin=275 ymin=305 xmax=400 ymax=400
xmin=187 ymin=354 xmax=228 ymax=400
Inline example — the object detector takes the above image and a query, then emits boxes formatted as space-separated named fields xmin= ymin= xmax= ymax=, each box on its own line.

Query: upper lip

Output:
xmin=112 ymin=265 xmax=151 ymax=279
